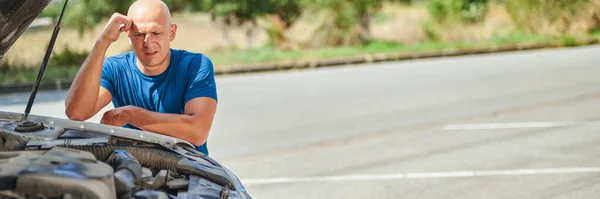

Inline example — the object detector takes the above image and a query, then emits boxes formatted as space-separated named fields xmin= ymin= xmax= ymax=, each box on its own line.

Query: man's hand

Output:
xmin=97 ymin=98 xmax=216 ymax=146
xmin=100 ymin=13 xmax=133 ymax=44
xmin=100 ymin=105 xmax=139 ymax=127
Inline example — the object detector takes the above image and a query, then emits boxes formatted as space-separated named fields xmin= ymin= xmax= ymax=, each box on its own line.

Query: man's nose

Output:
xmin=142 ymin=34 xmax=152 ymax=47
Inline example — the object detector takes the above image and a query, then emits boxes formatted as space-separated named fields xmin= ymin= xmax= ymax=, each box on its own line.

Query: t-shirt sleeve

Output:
xmin=184 ymin=54 xmax=218 ymax=104
xmin=100 ymin=58 xmax=116 ymax=97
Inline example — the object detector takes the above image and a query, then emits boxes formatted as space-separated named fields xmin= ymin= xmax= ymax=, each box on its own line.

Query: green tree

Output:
xmin=355 ymin=0 xmax=385 ymax=44
xmin=269 ymin=0 xmax=302 ymax=29
xmin=204 ymin=0 xmax=304 ymax=48
xmin=62 ymin=0 xmax=136 ymax=34
xmin=505 ymin=0 xmax=597 ymax=34
xmin=204 ymin=0 xmax=272 ymax=48
xmin=264 ymin=0 xmax=303 ymax=49
xmin=302 ymin=0 xmax=387 ymax=47
xmin=427 ymin=0 xmax=488 ymax=24
xmin=50 ymin=0 xmax=206 ymax=35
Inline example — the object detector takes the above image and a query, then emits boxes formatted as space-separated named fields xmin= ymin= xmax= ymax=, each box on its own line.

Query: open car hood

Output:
xmin=0 ymin=0 xmax=51 ymax=61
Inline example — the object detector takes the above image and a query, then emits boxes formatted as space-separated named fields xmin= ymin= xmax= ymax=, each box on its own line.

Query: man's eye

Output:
xmin=135 ymin=33 xmax=144 ymax=37
xmin=152 ymin=32 xmax=161 ymax=35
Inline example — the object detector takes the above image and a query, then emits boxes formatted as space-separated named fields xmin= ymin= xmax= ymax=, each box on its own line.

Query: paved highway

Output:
xmin=1 ymin=45 xmax=600 ymax=198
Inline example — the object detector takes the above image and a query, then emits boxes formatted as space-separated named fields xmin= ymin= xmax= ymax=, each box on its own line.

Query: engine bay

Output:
xmin=0 ymin=117 xmax=249 ymax=199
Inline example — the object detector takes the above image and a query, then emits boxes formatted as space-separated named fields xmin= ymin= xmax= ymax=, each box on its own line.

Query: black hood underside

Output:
xmin=0 ymin=0 xmax=52 ymax=61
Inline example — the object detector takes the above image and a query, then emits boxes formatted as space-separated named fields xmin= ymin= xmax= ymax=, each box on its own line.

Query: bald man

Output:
xmin=65 ymin=0 xmax=217 ymax=155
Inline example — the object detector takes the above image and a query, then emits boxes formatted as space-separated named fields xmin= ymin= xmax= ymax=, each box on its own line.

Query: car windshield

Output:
xmin=1 ymin=0 xmax=599 ymax=198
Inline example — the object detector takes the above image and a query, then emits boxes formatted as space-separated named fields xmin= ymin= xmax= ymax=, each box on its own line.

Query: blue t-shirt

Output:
xmin=100 ymin=48 xmax=217 ymax=155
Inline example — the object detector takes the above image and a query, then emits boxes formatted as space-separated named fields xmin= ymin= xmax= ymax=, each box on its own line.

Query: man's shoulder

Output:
xmin=104 ymin=51 xmax=134 ymax=66
xmin=171 ymin=49 xmax=212 ymax=67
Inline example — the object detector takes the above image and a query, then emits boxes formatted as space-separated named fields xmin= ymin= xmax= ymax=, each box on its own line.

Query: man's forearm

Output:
xmin=65 ymin=39 xmax=110 ymax=120
xmin=126 ymin=108 xmax=210 ymax=146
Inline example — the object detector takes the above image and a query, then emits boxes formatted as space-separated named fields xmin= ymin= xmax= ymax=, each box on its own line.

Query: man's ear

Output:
xmin=170 ymin=24 xmax=177 ymax=41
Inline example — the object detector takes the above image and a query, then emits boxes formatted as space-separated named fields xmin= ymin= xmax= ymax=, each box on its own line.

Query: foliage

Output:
xmin=267 ymin=0 xmax=303 ymax=49
xmin=560 ymin=34 xmax=579 ymax=46
xmin=301 ymin=0 xmax=387 ymax=47
xmin=40 ymin=1 xmax=65 ymax=19
xmin=427 ymin=0 xmax=462 ymax=23
xmin=49 ymin=0 xmax=206 ymax=34
xmin=48 ymin=46 xmax=89 ymax=68
xmin=422 ymin=20 xmax=442 ymax=42
xmin=462 ymin=0 xmax=488 ymax=23
xmin=0 ymin=58 xmax=11 ymax=73
xmin=61 ymin=0 xmax=136 ymax=34
xmin=0 ymin=46 xmax=88 ymax=83
xmin=269 ymin=0 xmax=303 ymax=29
xmin=505 ymin=0 xmax=598 ymax=34
xmin=204 ymin=0 xmax=271 ymax=25
xmin=427 ymin=0 xmax=488 ymax=23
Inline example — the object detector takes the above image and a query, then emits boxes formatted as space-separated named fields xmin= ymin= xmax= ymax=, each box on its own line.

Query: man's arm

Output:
xmin=100 ymin=97 xmax=217 ymax=146
xmin=64 ymin=40 xmax=113 ymax=121
xmin=64 ymin=13 xmax=132 ymax=121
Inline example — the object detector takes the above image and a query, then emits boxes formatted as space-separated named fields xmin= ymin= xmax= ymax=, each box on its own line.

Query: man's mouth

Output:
xmin=144 ymin=51 xmax=157 ymax=57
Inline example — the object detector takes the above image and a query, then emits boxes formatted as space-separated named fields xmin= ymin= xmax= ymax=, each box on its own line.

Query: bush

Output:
xmin=0 ymin=61 xmax=35 ymax=84
xmin=561 ymin=34 xmax=579 ymax=46
xmin=48 ymin=46 xmax=89 ymax=68
xmin=461 ymin=0 xmax=488 ymax=23
xmin=0 ymin=59 xmax=10 ymax=73
xmin=40 ymin=1 xmax=65 ymax=19
xmin=427 ymin=0 xmax=461 ymax=23
xmin=422 ymin=21 xmax=442 ymax=42
xmin=427 ymin=0 xmax=488 ymax=24
xmin=505 ymin=0 xmax=597 ymax=35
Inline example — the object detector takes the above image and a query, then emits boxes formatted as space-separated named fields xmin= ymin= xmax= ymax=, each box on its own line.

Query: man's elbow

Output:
xmin=65 ymin=108 xmax=90 ymax=121
xmin=188 ymin=128 xmax=210 ymax=146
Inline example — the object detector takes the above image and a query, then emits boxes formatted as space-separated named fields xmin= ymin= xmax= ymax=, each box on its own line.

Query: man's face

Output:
xmin=127 ymin=15 xmax=175 ymax=69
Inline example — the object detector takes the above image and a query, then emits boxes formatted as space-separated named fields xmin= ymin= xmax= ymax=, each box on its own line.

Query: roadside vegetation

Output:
xmin=2 ymin=0 xmax=599 ymax=84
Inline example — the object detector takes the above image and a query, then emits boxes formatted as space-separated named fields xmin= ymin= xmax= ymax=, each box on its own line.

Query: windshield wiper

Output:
xmin=21 ymin=0 xmax=69 ymax=121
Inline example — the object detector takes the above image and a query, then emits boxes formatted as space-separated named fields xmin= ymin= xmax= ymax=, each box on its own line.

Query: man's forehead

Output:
xmin=131 ymin=21 xmax=164 ymax=32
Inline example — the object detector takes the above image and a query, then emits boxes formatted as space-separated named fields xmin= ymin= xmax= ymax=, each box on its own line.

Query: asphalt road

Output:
xmin=2 ymin=45 xmax=600 ymax=198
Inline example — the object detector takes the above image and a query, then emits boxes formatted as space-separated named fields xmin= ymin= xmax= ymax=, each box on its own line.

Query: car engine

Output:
xmin=0 ymin=118 xmax=250 ymax=199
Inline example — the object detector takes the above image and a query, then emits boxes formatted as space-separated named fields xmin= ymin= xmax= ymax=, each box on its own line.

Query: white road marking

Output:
xmin=241 ymin=167 xmax=600 ymax=185
xmin=443 ymin=121 xmax=600 ymax=130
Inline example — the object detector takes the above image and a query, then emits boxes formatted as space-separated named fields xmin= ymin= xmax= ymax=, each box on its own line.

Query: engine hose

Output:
xmin=59 ymin=145 xmax=179 ymax=174
xmin=107 ymin=149 xmax=142 ymax=197
xmin=58 ymin=144 xmax=235 ymax=190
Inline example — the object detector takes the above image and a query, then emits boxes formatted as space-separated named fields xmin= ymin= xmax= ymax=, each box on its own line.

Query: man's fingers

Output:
xmin=101 ymin=109 xmax=115 ymax=121
xmin=100 ymin=111 xmax=110 ymax=124
xmin=119 ymin=18 xmax=133 ymax=32
xmin=125 ymin=18 xmax=133 ymax=29
xmin=103 ymin=109 xmax=112 ymax=116
xmin=119 ymin=23 xmax=128 ymax=32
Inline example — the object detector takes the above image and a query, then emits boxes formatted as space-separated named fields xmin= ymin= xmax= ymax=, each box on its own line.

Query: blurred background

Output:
xmin=2 ymin=0 xmax=599 ymax=83
xmin=2 ymin=0 xmax=600 ymax=198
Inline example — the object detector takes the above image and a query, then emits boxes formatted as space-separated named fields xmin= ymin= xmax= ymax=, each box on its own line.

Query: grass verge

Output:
xmin=207 ymin=32 xmax=557 ymax=67
xmin=1 ymin=32 xmax=598 ymax=85
xmin=0 ymin=66 xmax=79 ymax=85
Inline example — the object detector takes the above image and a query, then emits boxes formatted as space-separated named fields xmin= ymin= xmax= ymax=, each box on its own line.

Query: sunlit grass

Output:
xmin=2 ymin=33 xmax=598 ymax=84
xmin=0 ymin=66 xmax=79 ymax=84
xmin=208 ymin=33 xmax=569 ymax=67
